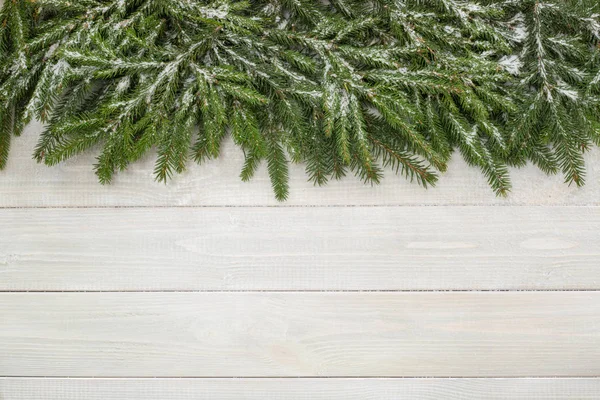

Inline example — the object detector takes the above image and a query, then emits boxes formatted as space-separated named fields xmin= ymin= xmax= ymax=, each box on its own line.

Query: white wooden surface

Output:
xmin=1 ymin=207 xmax=599 ymax=291
xmin=2 ymin=292 xmax=600 ymax=377
xmin=1 ymin=120 xmax=600 ymax=398
xmin=1 ymin=378 xmax=600 ymax=399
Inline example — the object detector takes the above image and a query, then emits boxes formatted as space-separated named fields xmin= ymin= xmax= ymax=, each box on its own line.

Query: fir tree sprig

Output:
xmin=0 ymin=0 xmax=598 ymax=199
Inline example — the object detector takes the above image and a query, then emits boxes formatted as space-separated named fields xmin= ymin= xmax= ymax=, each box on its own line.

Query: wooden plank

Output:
xmin=1 ymin=207 xmax=599 ymax=291
xmin=2 ymin=378 xmax=600 ymax=399
xmin=1 ymin=292 xmax=599 ymax=377
xmin=1 ymin=121 xmax=599 ymax=207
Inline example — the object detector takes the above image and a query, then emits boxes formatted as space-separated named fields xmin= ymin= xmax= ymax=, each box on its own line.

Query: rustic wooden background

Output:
xmin=1 ymin=121 xmax=600 ymax=399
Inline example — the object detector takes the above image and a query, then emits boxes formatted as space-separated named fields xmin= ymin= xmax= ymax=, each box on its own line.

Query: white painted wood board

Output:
xmin=1 ymin=206 xmax=598 ymax=291
xmin=1 ymin=292 xmax=599 ymax=377
xmin=1 ymin=121 xmax=599 ymax=207
xmin=2 ymin=378 xmax=600 ymax=399
xmin=2 ymin=116 xmax=600 ymax=392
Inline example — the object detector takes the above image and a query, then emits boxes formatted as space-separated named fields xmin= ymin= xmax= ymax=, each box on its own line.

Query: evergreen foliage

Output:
xmin=0 ymin=0 xmax=598 ymax=200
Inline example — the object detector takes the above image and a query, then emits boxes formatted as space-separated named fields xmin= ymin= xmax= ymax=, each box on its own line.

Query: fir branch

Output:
xmin=0 ymin=0 xmax=598 ymax=199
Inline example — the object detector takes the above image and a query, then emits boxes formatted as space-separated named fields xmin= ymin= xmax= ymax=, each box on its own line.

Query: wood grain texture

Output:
xmin=2 ymin=292 xmax=599 ymax=377
xmin=2 ymin=378 xmax=600 ymax=399
xmin=1 ymin=121 xmax=599 ymax=207
xmin=1 ymin=207 xmax=599 ymax=291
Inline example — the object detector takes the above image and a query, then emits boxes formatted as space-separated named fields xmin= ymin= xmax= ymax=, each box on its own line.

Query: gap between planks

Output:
xmin=3 ymin=377 xmax=600 ymax=400
xmin=3 ymin=376 xmax=600 ymax=379
xmin=0 ymin=204 xmax=598 ymax=209
xmin=2 ymin=289 xmax=600 ymax=293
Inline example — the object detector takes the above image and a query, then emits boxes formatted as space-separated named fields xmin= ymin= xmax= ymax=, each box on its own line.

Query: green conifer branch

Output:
xmin=0 ymin=0 xmax=598 ymax=199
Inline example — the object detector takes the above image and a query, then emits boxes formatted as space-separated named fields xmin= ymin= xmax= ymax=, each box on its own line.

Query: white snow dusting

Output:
xmin=199 ymin=5 xmax=230 ymax=20
xmin=556 ymin=81 xmax=579 ymax=101
xmin=499 ymin=55 xmax=523 ymax=75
